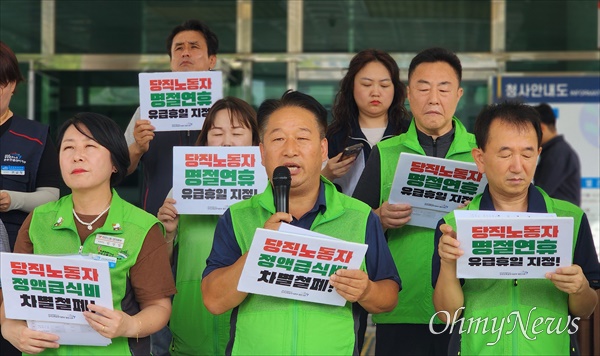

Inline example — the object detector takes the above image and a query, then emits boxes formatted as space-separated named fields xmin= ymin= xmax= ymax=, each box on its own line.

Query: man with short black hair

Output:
xmin=202 ymin=90 xmax=400 ymax=355
xmin=124 ymin=19 xmax=218 ymax=216
xmin=353 ymin=47 xmax=474 ymax=355
xmin=433 ymin=101 xmax=599 ymax=354
xmin=533 ymin=103 xmax=581 ymax=206
xmin=123 ymin=19 xmax=218 ymax=355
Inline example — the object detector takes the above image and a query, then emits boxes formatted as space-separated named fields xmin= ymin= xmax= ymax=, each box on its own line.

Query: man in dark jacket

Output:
xmin=533 ymin=103 xmax=581 ymax=206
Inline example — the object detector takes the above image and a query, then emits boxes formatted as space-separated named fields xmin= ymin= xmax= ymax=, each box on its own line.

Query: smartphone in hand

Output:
xmin=338 ymin=143 xmax=364 ymax=162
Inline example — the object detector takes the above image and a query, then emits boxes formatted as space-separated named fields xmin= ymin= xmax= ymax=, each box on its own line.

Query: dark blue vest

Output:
xmin=0 ymin=115 xmax=48 ymax=248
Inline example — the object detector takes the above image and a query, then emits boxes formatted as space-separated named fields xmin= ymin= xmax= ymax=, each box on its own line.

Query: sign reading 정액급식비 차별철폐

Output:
xmin=0 ymin=253 xmax=113 ymax=345
xmin=139 ymin=71 xmax=223 ymax=131
xmin=238 ymin=227 xmax=368 ymax=307
xmin=172 ymin=146 xmax=269 ymax=215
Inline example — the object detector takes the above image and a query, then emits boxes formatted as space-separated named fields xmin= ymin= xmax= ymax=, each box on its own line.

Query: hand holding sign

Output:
xmin=83 ymin=303 xmax=134 ymax=340
xmin=0 ymin=319 xmax=59 ymax=354
xmin=131 ymin=119 xmax=155 ymax=156
xmin=437 ymin=224 xmax=463 ymax=265
xmin=377 ymin=201 xmax=412 ymax=230
xmin=157 ymin=197 xmax=179 ymax=236
xmin=545 ymin=265 xmax=589 ymax=295
xmin=329 ymin=269 xmax=370 ymax=303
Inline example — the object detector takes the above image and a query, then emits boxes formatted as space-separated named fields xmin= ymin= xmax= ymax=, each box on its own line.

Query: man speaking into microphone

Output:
xmin=202 ymin=90 xmax=400 ymax=355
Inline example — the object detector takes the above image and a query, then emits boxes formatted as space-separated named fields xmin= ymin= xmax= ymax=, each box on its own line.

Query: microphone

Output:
xmin=272 ymin=166 xmax=291 ymax=213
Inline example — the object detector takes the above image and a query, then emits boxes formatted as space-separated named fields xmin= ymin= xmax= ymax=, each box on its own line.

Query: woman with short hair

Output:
xmin=1 ymin=112 xmax=175 ymax=355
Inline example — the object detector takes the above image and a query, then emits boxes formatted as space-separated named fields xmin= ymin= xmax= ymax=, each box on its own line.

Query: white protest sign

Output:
xmin=389 ymin=153 xmax=487 ymax=229
xmin=1 ymin=253 xmax=113 ymax=323
xmin=238 ymin=228 xmax=368 ymax=306
xmin=1 ymin=253 xmax=113 ymax=345
xmin=138 ymin=71 xmax=223 ymax=131
xmin=454 ymin=210 xmax=557 ymax=220
xmin=27 ymin=320 xmax=111 ymax=346
xmin=455 ymin=215 xmax=574 ymax=279
xmin=172 ymin=146 xmax=268 ymax=215
xmin=278 ymin=223 xmax=336 ymax=241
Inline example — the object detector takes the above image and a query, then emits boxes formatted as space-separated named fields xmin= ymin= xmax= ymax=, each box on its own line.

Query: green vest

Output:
xmin=443 ymin=188 xmax=582 ymax=355
xmin=28 ymin=190 xmax=160 ymax=355
xmin=170 ymin=214 xmax=231 ymax=356
xmin=374 ymin=118 xmax=477 ymax=325
xmin=228 ymin=178 xmax=369 ymax=355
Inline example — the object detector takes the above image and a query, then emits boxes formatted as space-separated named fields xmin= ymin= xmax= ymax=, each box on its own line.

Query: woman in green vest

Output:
xmin=157 ymin=97 xmax=259 ymax=355
xmin=1 ymin=112 xmax=176 ymax=355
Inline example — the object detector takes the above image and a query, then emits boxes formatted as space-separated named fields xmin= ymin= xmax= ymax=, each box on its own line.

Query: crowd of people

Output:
xmin=0 ymin=18 xmax=598 ymax=356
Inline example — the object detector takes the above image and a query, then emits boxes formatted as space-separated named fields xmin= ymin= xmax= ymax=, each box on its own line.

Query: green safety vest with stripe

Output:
xmin=170 ymin=214 xmax=231 ymax=356
xmin=374 ymin=117 xmax=477 ymax=325
xmin=443 ymin=187 xmax=581 ymax=355
xmin=27 ymin=190 xmax=159 ymax=355
xmin=229 ymin=178 xmax=369 ymax=355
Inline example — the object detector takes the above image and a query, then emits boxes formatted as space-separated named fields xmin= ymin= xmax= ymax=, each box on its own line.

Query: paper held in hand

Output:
xmin=388 ymin=153 xmax=487 ymax=229
xmin=138 ymin=71 xmax=223 ymax=131
xmin=332 ymin=150 xmax=365 ymax=197
xmin=454 ymin=210 xmax=573 ymax=279
xmin=172 ymin=146 xmax=269 ymax=215
xmin=237 ymin=225 xmax=368 ymax=306
xmin=1 ymin=253 xmax=113 ymax=346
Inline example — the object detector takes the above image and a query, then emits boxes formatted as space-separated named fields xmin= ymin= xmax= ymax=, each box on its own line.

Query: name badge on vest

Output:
xmin=95 ymin=234 xmax=125 ymax=249
xmin=90 ymin=254 xmax=117 ymax=268
xmin=1 ymin=165 xmax=25 ymax=176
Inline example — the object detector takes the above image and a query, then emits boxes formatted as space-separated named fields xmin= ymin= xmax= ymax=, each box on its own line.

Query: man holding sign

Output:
xmin=353 ymin=47 xmax=476 ymax=354
xmin=433 ymin=102 xmax=599 ymax=354
xmin=124 ymin=19 xmax=219 ymax=216
xmin=202 ymin=90 xmax=400 ymax=355
xmin=124 ymin=19 xmax=219 ymax=355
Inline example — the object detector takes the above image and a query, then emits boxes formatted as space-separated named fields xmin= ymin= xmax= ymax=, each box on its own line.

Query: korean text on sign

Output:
xmin=139 ymin=71 xmax=223 ymax=131
xmin=173 ymin=146 xmax=268 ymax=215
xmin=1 ymin=253 xmax=113 ymax=325
xmin=389 ymin=153 xmax=487 ymax=207
xmin=455 ymin=215 xmax=573 ymax=279
xmin=238 ymin=228 xmax=368 ymax=307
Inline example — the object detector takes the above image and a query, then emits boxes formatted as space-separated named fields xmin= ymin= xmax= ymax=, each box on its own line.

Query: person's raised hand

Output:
xmin=132 ymin=120 xmax=155 ymax=155
xmin=157 ymin=198 xmax=179 ymax=235
xmin=438 ymin=224 xmax=462 ymax=265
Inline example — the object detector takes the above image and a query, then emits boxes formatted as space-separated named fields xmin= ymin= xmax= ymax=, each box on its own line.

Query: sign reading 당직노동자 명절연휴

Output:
xmin=172 ymin=146 xmax=268 ymax=215
xmin=388 ymin=153 xmax=487 ymax=229
xmin=139 ymin=71 xmax=223 ymax=132
xmin=455 ymin=211 xmax=574 ymax=279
